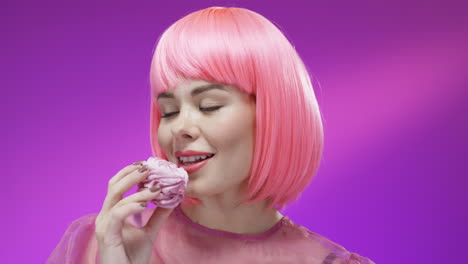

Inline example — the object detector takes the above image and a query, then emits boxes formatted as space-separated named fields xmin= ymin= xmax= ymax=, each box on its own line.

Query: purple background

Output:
xmin=3 ymin=0 xmax=467 ymax=263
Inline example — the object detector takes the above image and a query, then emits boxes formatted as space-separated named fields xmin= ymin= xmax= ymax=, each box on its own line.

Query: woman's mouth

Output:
xmin=177 ymin=154 xmax=215 ymax=174
xmin=178 ymin=154 xmax=214 ymax=166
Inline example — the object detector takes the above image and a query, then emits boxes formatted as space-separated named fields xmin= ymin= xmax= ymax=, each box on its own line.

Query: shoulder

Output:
xmin=47 ymin=213 xmax=99 ymax=264
xmin=279 ymin=217 xmax=376 ymax=264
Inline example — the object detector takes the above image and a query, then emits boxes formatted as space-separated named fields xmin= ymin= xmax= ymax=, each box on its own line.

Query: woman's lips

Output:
xmin=178 ymin=155 xmax=214 ymax=174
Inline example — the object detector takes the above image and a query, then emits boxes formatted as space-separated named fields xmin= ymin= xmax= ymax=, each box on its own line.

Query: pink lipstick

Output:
xmin=175 ymin=150 xmax=215 ymax=174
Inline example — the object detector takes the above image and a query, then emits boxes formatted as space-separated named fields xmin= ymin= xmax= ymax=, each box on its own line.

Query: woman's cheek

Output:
xmin=157 ymin=127 xmax=171 ymax=152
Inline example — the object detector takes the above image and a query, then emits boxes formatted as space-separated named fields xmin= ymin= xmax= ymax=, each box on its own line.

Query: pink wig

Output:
xmin=149 ymin=7 xmax=324 ymax=211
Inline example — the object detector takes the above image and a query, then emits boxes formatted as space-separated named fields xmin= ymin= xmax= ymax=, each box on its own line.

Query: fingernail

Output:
xmin=150 ymin=185 xmax=160 ymax=192
xmin=140 ymin=202 xmax=147 ymax=208
xmin=133 ymin=161 xmax=143 ymax=166
xmin=138 ymin=166 xmax=148 ymax=173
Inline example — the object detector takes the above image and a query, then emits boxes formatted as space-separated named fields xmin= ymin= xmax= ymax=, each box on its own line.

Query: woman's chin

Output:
xmin=184 ymin=182 xmax=210 ymax=199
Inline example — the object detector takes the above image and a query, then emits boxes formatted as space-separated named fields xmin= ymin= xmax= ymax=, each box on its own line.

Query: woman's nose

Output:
xmin=170 ymin=109 xmax=200 ymax=140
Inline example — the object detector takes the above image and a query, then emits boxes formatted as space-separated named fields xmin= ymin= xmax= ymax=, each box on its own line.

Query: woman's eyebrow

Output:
xmin=157 ymin=84 xmax=227 ymax=100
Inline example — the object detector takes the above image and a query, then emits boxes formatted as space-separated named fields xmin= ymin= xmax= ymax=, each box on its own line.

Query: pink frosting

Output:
xmin=141 ymin=157 xmax=189 ymax=208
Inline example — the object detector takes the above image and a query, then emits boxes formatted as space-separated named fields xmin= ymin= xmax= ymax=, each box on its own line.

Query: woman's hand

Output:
xmin=95 ymin=162 xmax=174 ymax=264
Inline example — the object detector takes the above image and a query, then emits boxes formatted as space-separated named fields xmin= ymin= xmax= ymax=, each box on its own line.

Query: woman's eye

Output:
xmin=161 ymin=112 xmax=178 ymax=118
xmin=161 ymin=106 xmax=222 ymax=119
xmin=200 ymin=106 xmax=222 ymax=112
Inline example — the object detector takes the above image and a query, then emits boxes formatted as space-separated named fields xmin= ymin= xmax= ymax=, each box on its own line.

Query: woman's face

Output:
xmin=157 ymin=80 xmax=256 ymax=199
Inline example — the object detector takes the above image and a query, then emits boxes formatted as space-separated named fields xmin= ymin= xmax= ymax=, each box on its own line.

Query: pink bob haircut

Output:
xmin=149 ymin=7 xmax=324 ymax=211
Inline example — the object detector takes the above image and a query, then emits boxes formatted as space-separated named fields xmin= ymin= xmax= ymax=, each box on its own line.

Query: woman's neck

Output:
xmin=180 ymin=197 xmax=284 ymax=235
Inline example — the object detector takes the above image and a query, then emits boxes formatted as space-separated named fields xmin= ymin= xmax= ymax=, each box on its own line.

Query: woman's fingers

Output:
xmin=113 ymin=165 xmax=151 ymax=196
xmin=114 ymin=186 xmax=161 ymax=209
xmin=100 ymin=162 xmax=148 ymax=212
xmin=96 ymin=161 xmax=174 ymax=252
xmin=94 ymin=160 xmax=170 ymax=264
xmin=108 ymin=162 xmax=143 ymax=186
xmin=98 ymin=187 xmax=162 ymax=245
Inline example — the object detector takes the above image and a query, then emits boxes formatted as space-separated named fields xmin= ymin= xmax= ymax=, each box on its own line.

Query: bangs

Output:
xmin=150 ymin=7 xmax=278 ymax=97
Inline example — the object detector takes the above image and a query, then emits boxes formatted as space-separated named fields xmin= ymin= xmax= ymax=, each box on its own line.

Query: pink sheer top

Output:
xmin=47 ymin=206 xmax=375 ymax=264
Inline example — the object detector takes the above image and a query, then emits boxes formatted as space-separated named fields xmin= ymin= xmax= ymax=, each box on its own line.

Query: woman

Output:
xmin=47 ymin=6 xmax=375 ymax=264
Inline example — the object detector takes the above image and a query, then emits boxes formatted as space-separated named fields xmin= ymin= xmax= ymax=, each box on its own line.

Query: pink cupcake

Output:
xmin=140 ymin=157 xmax=189 ymax=208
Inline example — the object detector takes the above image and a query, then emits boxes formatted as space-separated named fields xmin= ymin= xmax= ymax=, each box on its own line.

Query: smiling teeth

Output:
xmin=179 ymin=154 xmax=214 ymax=163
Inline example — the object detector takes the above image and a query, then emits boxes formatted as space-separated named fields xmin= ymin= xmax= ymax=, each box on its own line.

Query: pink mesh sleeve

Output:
xmin=46 ymin=214 xmax=100 ymax=264
xmin=345 ymin=252 xmax=376 ymax=264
